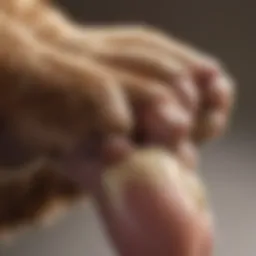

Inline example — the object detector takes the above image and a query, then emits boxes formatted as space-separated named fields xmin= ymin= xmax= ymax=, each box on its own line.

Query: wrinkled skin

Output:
xmin=0 ymin=0 xmax=235 ymax=255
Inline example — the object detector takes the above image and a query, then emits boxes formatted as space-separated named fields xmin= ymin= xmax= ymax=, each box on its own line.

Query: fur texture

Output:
xmin=0 ymin=0 xmax=234 ymax=241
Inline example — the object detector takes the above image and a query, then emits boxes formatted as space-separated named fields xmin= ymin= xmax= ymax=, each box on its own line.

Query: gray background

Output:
xmin=1 ymin=0 xmax=256 ymax=255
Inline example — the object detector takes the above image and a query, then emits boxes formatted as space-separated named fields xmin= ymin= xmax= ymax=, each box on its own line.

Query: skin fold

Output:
xmin=0 ymin=0 xmax=235 ymax=255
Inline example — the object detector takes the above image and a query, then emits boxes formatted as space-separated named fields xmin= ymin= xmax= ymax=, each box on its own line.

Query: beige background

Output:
xmin=1 ymin=0 xmax=256 ymax=255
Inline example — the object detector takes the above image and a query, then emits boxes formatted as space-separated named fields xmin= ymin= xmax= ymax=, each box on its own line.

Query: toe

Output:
xmin=193 ymin=61 xmax=235 ymax=141
xmin=121 ymin=76 xmax=193 ymax=147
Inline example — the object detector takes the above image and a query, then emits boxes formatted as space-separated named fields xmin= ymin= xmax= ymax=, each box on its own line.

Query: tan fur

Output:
xmin=0 ymin=0 xmax=84 ymax=240
xmin=0 ymin=161 xmax=85 ymax=241
xmin=0 ymin=0 xmax=234 ymax=241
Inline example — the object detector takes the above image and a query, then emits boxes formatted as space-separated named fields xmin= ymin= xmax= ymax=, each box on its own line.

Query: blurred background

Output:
xmin=1 ymin=0 xmax=255 ymax=255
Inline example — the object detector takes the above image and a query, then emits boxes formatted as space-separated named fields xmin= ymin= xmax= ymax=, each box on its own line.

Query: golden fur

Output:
xmin=0 ymin=0 xmax=234 ymax=241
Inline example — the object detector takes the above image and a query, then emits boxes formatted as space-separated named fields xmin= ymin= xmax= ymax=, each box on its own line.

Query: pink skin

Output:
xmin=59 ymin=143 xmax=213 ymax=256
xmin=95 ymin=178 xmax=213 ymax=256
